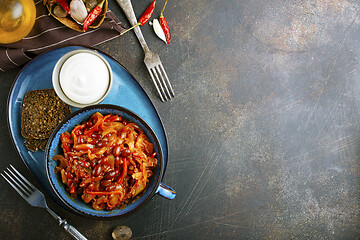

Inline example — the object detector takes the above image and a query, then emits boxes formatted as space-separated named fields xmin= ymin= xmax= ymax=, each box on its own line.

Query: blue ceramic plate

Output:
xmin=46 ymin=105 xmax=165 ymax=218
xmin=7 ymin=46 xmax=168 ymax=212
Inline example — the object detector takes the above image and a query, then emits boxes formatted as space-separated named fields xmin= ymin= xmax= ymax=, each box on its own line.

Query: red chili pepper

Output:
xmin=84 ymin=190 xmax=123 ymax=195
xmin=120 ymin=0 xmax=156 ymax=35
xmin=84 ymin=114 xmax=111 ymax=137
xmin=116 ymin=158 xmax=127 ymax=184
xmin=139 ymin=0 xmax=156 ymax=25
xmin=71 ymin=124 xmax=85 ymax=144
xmin=73 ymin=144 xmax=95 ymax=151
xmin=70 ymin=184 xmax=76 ymax=194
xmin=159 ymin=0 xmax=171 ymax=44
xmin=105 ymin=114 xmax=122 ymax=122
xmin=54 ymin=0 xmax=71 ymax=15
xmin=77 ymin=159 xmax=90 ymax=168
xmin=60 ymin=133 xmax=71 ymax=153
xmin=82 ymin=0 xmax=105 ymax=32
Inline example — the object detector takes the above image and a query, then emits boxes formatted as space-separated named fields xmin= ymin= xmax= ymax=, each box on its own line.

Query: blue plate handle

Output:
xmin=156 ymin=182 xmax=176 ymax=200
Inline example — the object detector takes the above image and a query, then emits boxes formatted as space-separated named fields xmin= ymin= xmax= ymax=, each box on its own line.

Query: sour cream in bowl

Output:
xmin=52 ymin=49 xmax=113 ymax=108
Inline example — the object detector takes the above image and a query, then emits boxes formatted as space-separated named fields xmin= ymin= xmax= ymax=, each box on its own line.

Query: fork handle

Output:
xmin=62 ymin=220 xmax=88 ymax=240
xmin=47 ymin=208 xmax=87 ymax=240
xmin=115 ymin=0 xmax=150 ymax=53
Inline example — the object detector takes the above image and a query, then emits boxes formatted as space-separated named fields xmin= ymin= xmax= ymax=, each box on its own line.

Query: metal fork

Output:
xmin=1 ymin=165 xmax=87 ymax=240
xmin=115 ymin=0 xmax=175 ymax=102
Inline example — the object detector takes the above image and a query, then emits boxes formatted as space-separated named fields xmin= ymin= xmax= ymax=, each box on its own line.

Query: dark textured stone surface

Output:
xmin=1 ymin=0 xmax=360 ymax=239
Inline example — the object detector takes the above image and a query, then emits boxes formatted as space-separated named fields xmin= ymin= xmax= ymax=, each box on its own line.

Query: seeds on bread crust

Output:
xmin=24 ymin=138 xmax=48 ymax=152
xmin=21 ymin=89 xmax=71 ymax=151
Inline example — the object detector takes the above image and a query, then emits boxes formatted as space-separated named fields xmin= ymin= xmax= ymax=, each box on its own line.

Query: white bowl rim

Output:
xmin=52 ymin=49 xmax=113 ymax=108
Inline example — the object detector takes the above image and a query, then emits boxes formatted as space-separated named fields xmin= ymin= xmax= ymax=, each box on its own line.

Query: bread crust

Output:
xmin=21 ymin=89 xmax=71 ymax=149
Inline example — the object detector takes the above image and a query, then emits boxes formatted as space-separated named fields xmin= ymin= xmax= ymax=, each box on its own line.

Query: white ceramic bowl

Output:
xmin=52 ymin=49 xmax=113 ymax=108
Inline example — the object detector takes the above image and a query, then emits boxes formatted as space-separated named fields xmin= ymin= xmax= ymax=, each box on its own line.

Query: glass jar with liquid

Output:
xmin=0 ymin=0 xmax=36 ymax=44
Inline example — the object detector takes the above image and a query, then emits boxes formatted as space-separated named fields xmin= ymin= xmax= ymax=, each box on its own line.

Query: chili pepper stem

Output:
xmin=98 ymin=0 xmax=105 ymax=9
xmin=120 ymin=22 xmax=142 ymax=35
xmin=160 ymin=0 xmax=168 ymax=17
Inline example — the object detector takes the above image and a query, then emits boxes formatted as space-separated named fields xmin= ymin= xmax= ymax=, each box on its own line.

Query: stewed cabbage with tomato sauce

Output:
xmin=53 ymin=112 xmax=158 ymax=211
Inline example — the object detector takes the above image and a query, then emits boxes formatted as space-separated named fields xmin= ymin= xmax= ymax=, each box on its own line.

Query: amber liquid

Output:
xmin=0 ymin=0 xmax=36 ymax=44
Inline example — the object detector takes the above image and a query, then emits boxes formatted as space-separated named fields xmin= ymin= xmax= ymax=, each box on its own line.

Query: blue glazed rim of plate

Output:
xmin=45 ymin=104 xmax=165 ymax=218
xmin=6 ymin=45 xmax=169 ymax=213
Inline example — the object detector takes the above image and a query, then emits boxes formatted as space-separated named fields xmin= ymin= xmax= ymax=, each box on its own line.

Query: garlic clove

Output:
xmin=70 ymin=0 xmax=88 ymax=25
xmin=112 ymin=226 xmax=132 ymax=240
xmin=85 ymin=0 xmax=99 ymax=12
xmin=152 ymin=19 xmax=167 ymax=44
xmin=53 ymin=5 xmax=68 ymax=18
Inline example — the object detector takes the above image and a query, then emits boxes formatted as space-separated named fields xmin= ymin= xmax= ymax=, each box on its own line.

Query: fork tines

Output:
xmin=1 ymin=165 xmax=35 ymax=200
xmin=148 ymin=64 xmax=175 ymax=102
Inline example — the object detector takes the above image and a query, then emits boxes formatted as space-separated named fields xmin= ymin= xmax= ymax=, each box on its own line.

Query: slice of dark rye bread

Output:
xmin=24 ymin=138 xmax=48 ymax=152
xmin=21 ymin=89 xmax=71 ymax=151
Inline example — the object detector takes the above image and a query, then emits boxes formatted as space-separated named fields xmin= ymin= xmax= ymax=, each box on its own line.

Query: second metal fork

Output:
xmin=116 ymin=0 xmax=175 ymax=102
xmin=1 ymin=165 xmax=87 ymax=240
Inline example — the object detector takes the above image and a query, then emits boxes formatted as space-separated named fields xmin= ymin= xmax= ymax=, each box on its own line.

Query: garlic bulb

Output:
xmin=151 ymin=19 xmax=167 ymax=44
xmin=70 ymin=0 xmax=88 ymax=24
